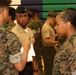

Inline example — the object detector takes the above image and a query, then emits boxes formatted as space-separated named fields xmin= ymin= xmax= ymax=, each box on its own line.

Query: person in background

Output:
xmin=4 ymin=7 xmax=16 ymax=30
xmin=34 ymin=9 xmax=43 ymax=31
xmin=0 ymin=0 xmax=29 ymax=75
xmin=52 ymin=8 xmax=76 ymax=75
xmin=34 ymin=9 xmax=44 ymax=75
xmin=41 ymin=10 xmax=58 ymax=75
xmin=27 ymin=8 xmax=39 ymax=40
xmin=27 ymin=8 xmax=44 ymax=75
xmin=11 ymin=5 xmax=38 ymax=75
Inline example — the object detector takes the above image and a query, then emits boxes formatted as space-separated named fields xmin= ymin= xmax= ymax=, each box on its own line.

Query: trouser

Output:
xmin=19 ymin=62 xmax=33 ymax=75
xmin=42 ymin=46 xmax=56 ymax=75
xmin=34 ymin=39 xmax=43 ymax=71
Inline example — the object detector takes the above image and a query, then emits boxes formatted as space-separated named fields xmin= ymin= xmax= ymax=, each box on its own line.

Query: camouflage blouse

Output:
xmin=27 ymin=18 xmax=40 ymax=34
xmin=4 ymin=23 xmax=16 ymax=30
xmin=53 ymin=32 xmax=76 ymax=75
xmin=0 ymin=25 xmax=22 ymax=75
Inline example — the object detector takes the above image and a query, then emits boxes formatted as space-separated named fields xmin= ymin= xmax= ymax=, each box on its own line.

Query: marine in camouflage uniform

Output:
xmin=53 ymin=8 xmax=76 ymax=75
xmin=0 ymin=1 xmax=29 ymax=74
xmin=34 ymin=9 xmax=43 ymax=72
xmin=0 ymin=0 xmax=24 ymax=75
xmin=0 ymin=25 xmax=22 ymax=75
xmin=35 ymin=18 xmax=44 ymax=72
xmin=53 ymin=32 xmax=76 ymax=75
xmin=27 ymin=9 xmax=44 ymax=74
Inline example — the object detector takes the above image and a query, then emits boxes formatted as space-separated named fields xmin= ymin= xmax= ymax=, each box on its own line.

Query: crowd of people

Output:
xmin=0 ymin=0 xmax=76 ymax=75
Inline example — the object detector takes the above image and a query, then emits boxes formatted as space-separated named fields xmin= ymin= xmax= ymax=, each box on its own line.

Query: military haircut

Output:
xmin=9 ymin=7 xmax=15 ymax=20
xmin=34 ymin=9 xmax=39 ymax=14
xmin=58 ymin=8 xmax=76 ymax=28
xmin=0 ymin=0 xmax=11 ymax=13
xmin=28 ymin=8 xmax=35 ymax=17
xmin=0 ymin=0 xmax=11 ymax=7
xmin=47 ymin=10 xmax=57 ymax=18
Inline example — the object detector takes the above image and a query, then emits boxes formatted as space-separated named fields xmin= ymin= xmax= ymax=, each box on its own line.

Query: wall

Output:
xmin=42 ymin=0 xmax=76 ymax=19
xmin=11 ymin=0 xmax=76 ymax=22
xmin=10 ymin=0 xmax=20 ymax=9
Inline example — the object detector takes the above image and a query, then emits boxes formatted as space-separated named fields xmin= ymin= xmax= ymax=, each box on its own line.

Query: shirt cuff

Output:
xmin=9 ymin=52 xmax=22 ymax=64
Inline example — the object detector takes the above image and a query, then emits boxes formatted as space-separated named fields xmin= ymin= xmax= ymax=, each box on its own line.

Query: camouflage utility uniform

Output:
xmin=4 ymin=23 xmax=16 ymax=30
xmin=0 ymin=25 xmax=22 ymax=75
xmin=27 ymin=18 xmax=43 ymax=72
xmin=27 ymin=18 xmax=39 ymax=33
xmin=35 ymin=18 xmax=43 ymax=71
xmin=7 ymin=23 xmax=16 ymax=30
xmin=53 ymin=32 xmax=76 ymax=75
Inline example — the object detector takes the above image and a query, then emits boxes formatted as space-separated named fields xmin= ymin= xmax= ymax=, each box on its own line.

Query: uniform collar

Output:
xmin=15 ymin=23 xmax=26 ymax=33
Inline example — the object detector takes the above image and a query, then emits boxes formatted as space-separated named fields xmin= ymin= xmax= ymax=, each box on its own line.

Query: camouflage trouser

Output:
xmin=34 ymin=39 xmax=43 ymax=71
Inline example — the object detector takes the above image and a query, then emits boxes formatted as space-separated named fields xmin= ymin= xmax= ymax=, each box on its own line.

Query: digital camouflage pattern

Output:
xmin=27 ymin=18 xmax=44 ymax=72
xmin=4 ymin=23 xmax=16 ymax=30
xmin=35 ymin=18 xmax=43 ymax=33
xmin=27 ymin=18 xmax=39 ymax=33
xmin=53 ymin=32 xmax=76 ymax=75
xmin=34 ymin=18 xmax=43 ymax=70
xmin=7 ymin=23 xmax=16 ymax=30
xmin=0 ymin=25 xmax=21 ymax=75
xmin=57 ymin=36 xmax=66 ymax=47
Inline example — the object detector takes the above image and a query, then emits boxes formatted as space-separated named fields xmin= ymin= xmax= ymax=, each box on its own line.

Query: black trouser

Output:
xmin=42 ymin=46 xmax=56 ymax=75
xmin=19 ymin=62 xmax=33 ymax=75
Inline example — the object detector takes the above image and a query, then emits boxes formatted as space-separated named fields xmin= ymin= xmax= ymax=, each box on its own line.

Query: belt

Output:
xmin=26 ymin=62 xmax=32 ymax=65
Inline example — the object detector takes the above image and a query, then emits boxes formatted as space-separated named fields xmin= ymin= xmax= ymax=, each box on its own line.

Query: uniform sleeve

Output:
xmin=42 ymin=27 xmax=50 ymax=39
xmin=27 ymin=21 xmax=35 ymax=30
xmin=67 ymin=37 xmax=76 ymax=74
xmin=27 ymin=20 xmax=39 ymax=33
xmin=7 ymin=32 xmax=22 ymax=64
xmin=68 ymin=47 xmax=76 ymax=74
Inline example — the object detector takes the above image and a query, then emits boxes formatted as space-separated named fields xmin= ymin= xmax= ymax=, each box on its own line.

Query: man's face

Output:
xmin=49 ymin=17 xmax=56 ymax=25
xmin=16 ymin=12 xmax=29 ymax=28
